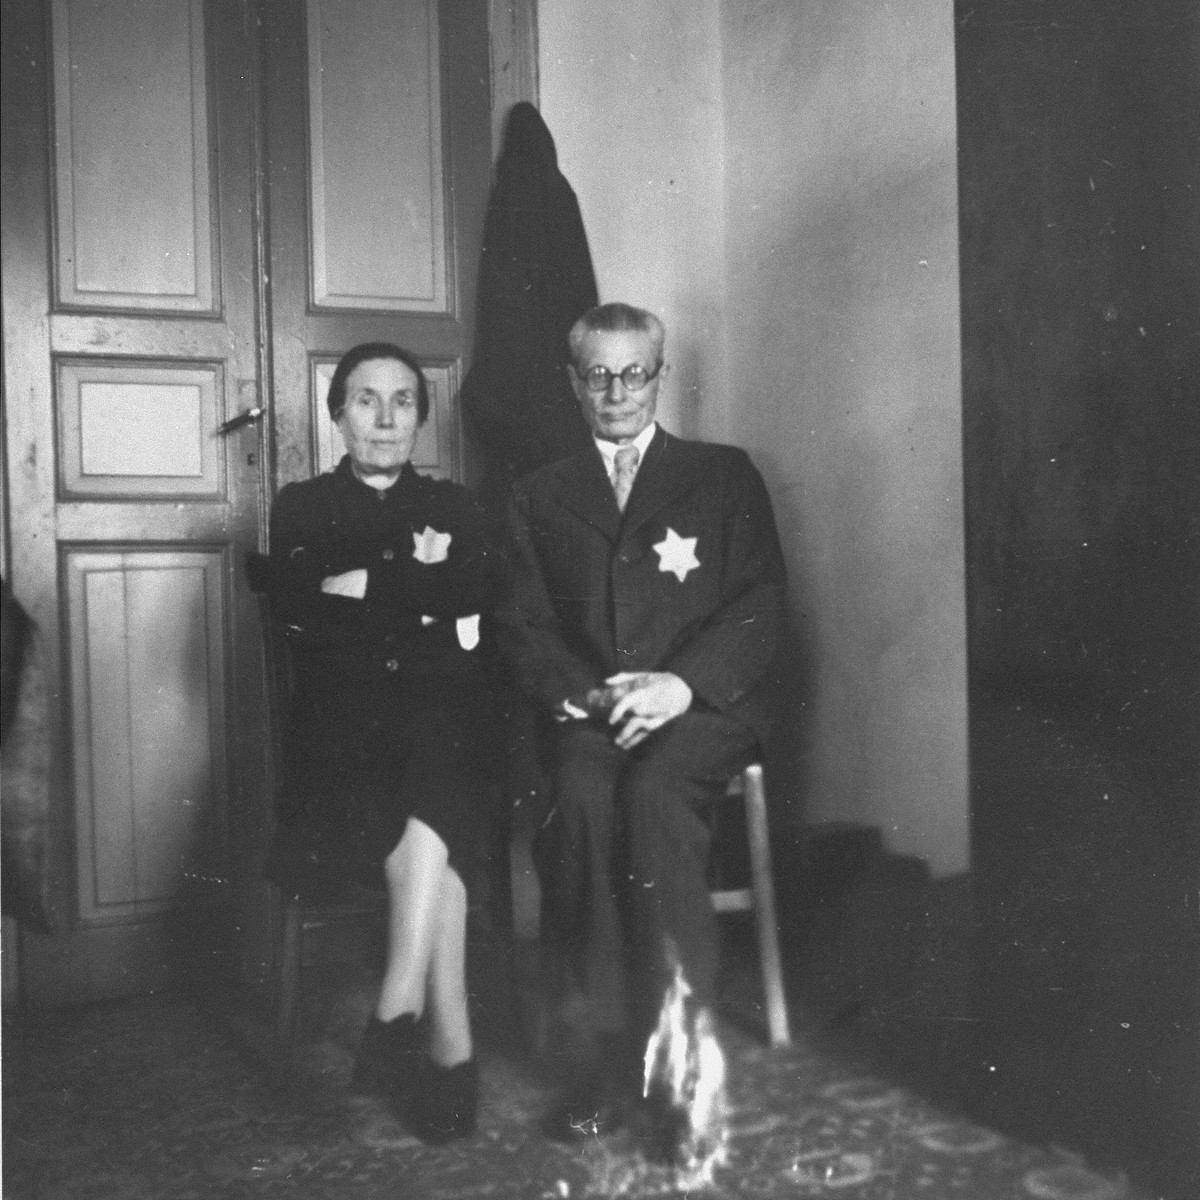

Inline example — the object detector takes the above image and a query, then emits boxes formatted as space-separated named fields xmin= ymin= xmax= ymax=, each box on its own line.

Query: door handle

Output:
xmin=217 ymin=407 xmax=264 ymax=435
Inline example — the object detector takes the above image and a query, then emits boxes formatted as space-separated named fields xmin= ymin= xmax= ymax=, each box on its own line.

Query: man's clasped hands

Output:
xmin=584 ymin=671 xmax=693 ymax=750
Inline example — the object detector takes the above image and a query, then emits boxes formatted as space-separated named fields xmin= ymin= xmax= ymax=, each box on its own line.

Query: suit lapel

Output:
xmin=551 ymin=447 xmax=622 ymax=542
xmin=620 ymin=430 xmax=696 ymax=535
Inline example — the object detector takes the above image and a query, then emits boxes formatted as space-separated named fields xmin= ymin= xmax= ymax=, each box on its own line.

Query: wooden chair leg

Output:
xmin=742 ymin=764 xmax=792 ymax=1047
xmin=509 ymin=821 xmax=541 ymax=944
xmin=508 ymin=801 xmax=549 ymax=1053
xmin=276 ymin=899 xmax=302 ymax=1045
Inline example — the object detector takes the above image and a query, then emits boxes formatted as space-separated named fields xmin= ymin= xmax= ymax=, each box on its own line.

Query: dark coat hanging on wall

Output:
xmin=460 ymin=102 xmax=598 ymax=514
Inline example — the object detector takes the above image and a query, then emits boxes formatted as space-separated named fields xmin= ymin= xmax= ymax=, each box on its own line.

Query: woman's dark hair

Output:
xmin=326 ymin=342 xmax=430 ymax=424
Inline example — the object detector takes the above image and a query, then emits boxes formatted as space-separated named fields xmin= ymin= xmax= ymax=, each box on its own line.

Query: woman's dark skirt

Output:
xmin=267 ymin=649 xmax=500 ymax=902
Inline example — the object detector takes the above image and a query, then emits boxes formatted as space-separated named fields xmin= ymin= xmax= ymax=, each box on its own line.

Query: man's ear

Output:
xmin=565 ymin=363 xmax=587 ymax=403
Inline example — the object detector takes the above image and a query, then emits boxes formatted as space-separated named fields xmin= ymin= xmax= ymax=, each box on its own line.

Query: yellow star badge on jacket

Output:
xmin=653 ymin=527 xmax=700 ymax=582
xmin=412 ymin=525 xmax=452 ymax=564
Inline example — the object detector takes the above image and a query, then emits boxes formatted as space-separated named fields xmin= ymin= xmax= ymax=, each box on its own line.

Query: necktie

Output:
xmin=612 ymin=445 xmax=639 ymax=512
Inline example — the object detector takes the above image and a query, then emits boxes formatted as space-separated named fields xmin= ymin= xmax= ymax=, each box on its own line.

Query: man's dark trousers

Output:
xmin=541 ymin=707 xmax=757 ymax=1045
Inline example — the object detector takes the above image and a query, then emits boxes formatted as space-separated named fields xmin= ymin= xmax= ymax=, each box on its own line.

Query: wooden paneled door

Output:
xmin=1 ymin=0 xmax=499 ymax=1007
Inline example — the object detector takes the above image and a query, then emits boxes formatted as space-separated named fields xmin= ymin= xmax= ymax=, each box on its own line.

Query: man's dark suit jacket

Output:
xmin=499 ymin=427 xmax=787 ymax=746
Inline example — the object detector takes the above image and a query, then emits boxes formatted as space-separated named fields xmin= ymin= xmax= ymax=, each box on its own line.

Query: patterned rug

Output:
xmin=3 ymin=989 xmax=1146 ymax=1200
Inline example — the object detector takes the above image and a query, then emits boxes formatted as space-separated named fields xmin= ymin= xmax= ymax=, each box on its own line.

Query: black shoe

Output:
xmin=348 ymin=1013 xmax=423 ymax=1102
xmin=415 ymin=1058 xmax=478 ymax=1144
xmin=634 ymin=1079 xmax=693 ymax=1165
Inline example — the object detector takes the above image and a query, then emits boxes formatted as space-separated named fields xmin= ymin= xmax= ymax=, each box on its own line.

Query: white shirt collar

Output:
xmin=594 ymin=422 xmax=657 ymax=479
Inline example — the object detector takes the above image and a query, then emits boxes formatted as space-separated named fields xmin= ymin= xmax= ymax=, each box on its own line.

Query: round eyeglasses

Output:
xmin=577 ymin=362 xmax=662 ymax=394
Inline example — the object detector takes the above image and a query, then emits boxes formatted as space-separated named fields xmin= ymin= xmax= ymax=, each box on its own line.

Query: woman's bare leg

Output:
xmin=377 ymin=817 xmax=449 ymax=1021
xmin=426 ymin=865 xmax=472 ymax=1067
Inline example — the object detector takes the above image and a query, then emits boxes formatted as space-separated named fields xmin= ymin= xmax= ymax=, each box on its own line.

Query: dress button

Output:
xmin=382 ymin=548 xmax=395 ymax=561
xmin=384 ymin=658 xmax=400 ymax=672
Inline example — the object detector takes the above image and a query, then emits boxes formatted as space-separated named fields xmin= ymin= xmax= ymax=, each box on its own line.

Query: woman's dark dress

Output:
xmin=266 ymin=457 xmax=505 ymax=899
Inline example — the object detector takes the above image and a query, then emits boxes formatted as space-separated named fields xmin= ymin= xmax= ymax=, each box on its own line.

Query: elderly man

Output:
xmin=499 ymin=302 xmax=787 ymax=1133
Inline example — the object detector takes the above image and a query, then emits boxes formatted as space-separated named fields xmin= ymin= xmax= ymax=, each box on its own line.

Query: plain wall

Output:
xmin=719 ymin=1 xmax=967 ymax=876
xmin=539 ymin=0 xmax=969 ymax=876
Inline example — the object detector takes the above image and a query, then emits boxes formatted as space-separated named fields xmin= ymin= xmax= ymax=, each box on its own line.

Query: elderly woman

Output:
xmin=266 ymin=342 xmax=504 ymax=1142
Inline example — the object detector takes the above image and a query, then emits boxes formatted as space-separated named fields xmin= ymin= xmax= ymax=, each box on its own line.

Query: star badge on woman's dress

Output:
xmin=653 ymin=527 xmax=701 ymax=582
xmin=412 ymin=526 xmax=452 ymax=563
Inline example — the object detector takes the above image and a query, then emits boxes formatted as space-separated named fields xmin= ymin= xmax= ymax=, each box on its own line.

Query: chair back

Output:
xmin=246 ymin=552 xmax=294 ymax=771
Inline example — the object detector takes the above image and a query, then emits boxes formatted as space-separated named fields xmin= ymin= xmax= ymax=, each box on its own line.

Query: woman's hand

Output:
xmin=320 ymin=568 xmax=368 ymax=599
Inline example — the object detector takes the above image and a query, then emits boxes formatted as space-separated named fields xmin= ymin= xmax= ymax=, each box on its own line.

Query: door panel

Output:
xmin=64 ymin=548 xmax=227 ymax=920
xmin=58 ymin=360 xmax=224 ymax=498
xmin=50 ymin=0 xmax=216 ymax=311
xmin=306 ymin=0 xmax=449 ymax=312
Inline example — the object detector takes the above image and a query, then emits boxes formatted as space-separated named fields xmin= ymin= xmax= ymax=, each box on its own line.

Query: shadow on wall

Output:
xmin=956 ymin=6 xmax=1199 ymax=1195
xmin=958 ymin=0 xmax=1200 ymax=712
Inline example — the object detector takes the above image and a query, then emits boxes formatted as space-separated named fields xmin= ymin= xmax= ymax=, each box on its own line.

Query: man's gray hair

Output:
xmin=568 ymin=302 xmax=665 ymax=362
